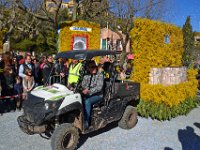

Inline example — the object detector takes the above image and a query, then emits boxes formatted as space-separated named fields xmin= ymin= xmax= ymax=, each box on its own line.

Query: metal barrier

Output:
xmin=48 ymin=75 xmax=63 ymax=85
xmin=48 ymin=75 xmax=68 ymax=85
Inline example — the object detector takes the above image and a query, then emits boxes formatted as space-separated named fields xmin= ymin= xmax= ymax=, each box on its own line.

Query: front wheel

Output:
xmin=51 ymin=123 xmax=79 ymax=150
xmin=118 ymin=106 xmax=138 ymax=129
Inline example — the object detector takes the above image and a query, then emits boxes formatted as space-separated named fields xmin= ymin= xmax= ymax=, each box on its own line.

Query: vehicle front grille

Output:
xmin=23 ymin=94 xmax=46 ymax=125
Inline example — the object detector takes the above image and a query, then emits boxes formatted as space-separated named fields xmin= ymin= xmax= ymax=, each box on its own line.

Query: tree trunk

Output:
xmin=119 ymin=46 xmax=127 ymax=66
xmin=72 ymin=0 xmax=78 ymax=21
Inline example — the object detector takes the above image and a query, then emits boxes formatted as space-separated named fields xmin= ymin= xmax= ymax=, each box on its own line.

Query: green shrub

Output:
xmin=137 ymin=97 xmax=200 ymax=120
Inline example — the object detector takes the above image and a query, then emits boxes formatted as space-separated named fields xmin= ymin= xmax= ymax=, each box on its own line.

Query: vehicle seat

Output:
xmin=92 ymin=75 xmax=108 ymax=108
xmin=92 ymin=84 xmax=107 ymax=108
xmin=93 ymin=77 xmax=114 ymax=109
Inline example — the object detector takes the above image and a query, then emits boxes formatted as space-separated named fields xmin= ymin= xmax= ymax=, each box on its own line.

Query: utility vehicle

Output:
xmin=17 ymin=50 xmax=140 ymax=150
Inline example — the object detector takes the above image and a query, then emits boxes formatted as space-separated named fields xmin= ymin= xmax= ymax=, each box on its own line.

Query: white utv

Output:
xmin=17 ymin=50 xmax=140 ymax=150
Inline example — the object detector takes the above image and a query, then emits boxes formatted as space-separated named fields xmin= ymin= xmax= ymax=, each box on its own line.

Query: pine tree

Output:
xmin=182 ymin=16 xmax=194 ymax=66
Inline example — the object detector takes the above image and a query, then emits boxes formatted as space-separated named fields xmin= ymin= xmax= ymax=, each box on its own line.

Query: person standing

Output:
xmin=37 ymin=56 xmax=46 ymax=85
xmin=42 ymin=54 xmax=54 ymax=85
xmin=1 ymin=53 xmax=16 ymax=112
xmin=63 ymin=59 xmax=69 ymax=85
xmin=54 ymin=58 xmax=65 ymax=83
xmin=1 ymin=66 xmax=15 ymax=111
xmin=68 ymin=59 xmax=82 ymax=87
xmin=125 ymin=61 xmax=132 ymax=79
xmin=22 ymin=69 xmax=35 ymax=100
xmin=55 ymin=58 xmax=64 ymax=75
xmin=18 ymin=55 xmax=34 ymax=79
xmin=32 ymin=58 xmax=40 ymax=86
xmin=14 ymin=76 xmax=23 ymax=110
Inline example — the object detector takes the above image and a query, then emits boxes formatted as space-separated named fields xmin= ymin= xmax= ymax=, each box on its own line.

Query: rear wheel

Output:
xmin=118 ymin=106 xmax=138 ymax=129
xmin=51 ymin=123 xmax=79 ymax=150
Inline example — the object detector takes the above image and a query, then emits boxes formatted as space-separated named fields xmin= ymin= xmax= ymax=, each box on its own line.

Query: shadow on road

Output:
xmin=77 ymin=121 xmax=118 ymax=149
xmin=178 ymin=126 xmax=200 ymax=150
xmin=164 ymin=147 xmax=174 ymax=150
xmin=194 ymin=122 xmax=200 ymax=129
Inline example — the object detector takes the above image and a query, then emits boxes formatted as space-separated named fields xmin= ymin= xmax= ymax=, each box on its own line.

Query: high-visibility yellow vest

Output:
xmin=68 ymin=63 xmax=82 ymax=84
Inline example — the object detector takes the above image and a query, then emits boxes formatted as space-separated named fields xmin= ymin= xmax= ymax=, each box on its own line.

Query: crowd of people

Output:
xmin=0 ymin=52 xmax=70 ymax=113
xmin=0 ymin=51 xmax=133 ymax=115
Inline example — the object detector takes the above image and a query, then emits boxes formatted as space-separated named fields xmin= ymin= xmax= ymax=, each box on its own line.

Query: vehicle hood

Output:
xmin=31 ymin=83 xmax=74 ymax=101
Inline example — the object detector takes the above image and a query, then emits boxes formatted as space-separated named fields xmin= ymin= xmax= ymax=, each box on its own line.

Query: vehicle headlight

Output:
xmin=44 ymin=99 xmax=64 ymax=110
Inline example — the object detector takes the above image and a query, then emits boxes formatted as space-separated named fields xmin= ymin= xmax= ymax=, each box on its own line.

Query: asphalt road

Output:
xmin=0 ymin=107 xmax=200 ymax=150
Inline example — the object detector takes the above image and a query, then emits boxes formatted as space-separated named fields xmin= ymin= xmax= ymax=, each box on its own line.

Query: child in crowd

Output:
xmin=14 ymin=76 xmax=23 ymax=110
xmin=23 ymin=69 xmax=35 ymax=100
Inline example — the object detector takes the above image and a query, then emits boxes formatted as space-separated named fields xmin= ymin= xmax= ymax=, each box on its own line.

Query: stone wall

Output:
xmin=149 ymin=67 xmax=187 ymax=85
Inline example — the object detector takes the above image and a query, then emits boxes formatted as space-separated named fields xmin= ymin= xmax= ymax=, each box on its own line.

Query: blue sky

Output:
xmin=166 ymin=0 xmax=200 ymax=32
xmin=64 ymin=0 xmax=200 ymax=32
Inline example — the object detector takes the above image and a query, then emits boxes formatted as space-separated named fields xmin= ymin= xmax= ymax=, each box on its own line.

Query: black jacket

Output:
xmin=42 ymin=61 xmax=54 ymax=84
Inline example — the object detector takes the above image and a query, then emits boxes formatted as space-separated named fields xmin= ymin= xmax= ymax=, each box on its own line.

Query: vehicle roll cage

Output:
xmin=55 ymin=50 xmax=121 ymax=60
xmin=45 ymin=50 xmax=122 ymax=99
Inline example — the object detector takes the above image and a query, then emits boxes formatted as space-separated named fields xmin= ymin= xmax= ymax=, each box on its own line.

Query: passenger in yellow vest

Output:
xmin=68 ymin=59 xmax=82 ymax=87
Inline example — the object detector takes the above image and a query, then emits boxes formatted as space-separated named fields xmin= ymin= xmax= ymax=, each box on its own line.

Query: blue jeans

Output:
xmin=84 ymin=95 xmax=102 ymax=124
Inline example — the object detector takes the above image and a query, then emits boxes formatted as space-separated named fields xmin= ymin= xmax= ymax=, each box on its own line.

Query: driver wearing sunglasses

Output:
xmin=81 ymin=60 xmax=104 ymax=129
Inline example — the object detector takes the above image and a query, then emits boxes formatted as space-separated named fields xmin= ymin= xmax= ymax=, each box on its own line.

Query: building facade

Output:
xmin=58 ymin=20 xmax=100 ymax=52
xmin=46 ymin=0 xmax=74 ymax=13
xmin=100 ymin=28 xmax=131 ymax=52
